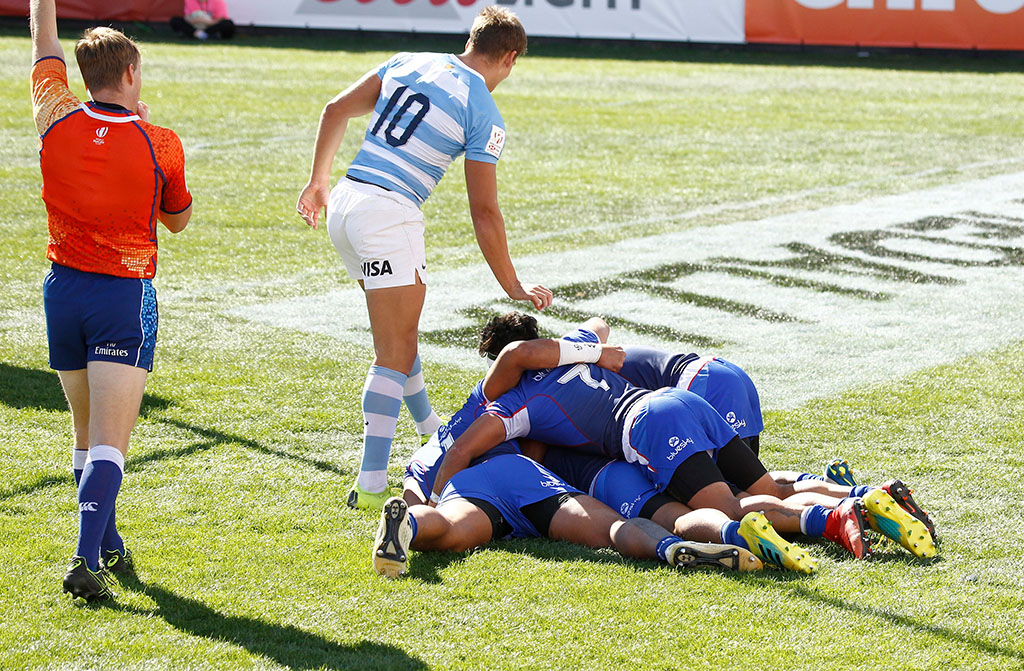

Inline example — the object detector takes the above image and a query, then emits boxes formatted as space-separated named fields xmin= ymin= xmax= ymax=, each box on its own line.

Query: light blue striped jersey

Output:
xmin=346 ymin=52 xmax=506 ymax=208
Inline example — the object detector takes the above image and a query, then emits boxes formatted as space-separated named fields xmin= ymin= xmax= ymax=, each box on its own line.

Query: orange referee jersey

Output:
xmin=31 ymin=57 xmax=191 ymax=279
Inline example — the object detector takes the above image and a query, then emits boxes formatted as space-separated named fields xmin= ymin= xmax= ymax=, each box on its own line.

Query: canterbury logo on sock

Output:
xmin=79 ymin=502 xmax=98 ymax=512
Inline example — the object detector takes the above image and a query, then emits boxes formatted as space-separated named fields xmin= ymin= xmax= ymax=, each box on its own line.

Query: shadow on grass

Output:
xmin=0 ymin=364 xmax=350 ymax=503
xmin=111 ymin=578 xmax=426 ymax=671
xmin=778 ymin=581 xmax=1024 ymax=664
xmin=0 ymin=362 xmax=172 ymax=414
xmin=405 ymin=536 xmax=782 ymax=585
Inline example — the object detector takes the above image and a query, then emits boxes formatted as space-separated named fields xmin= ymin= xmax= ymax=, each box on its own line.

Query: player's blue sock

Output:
xmin=72 ymin=447 xmax=88 ymax=486
xmin=101 ymin=508 xmax=125 ymax=556
xmin=655 ymin=535 xmax=686 ymax=563
xmin=720 ymin=520 xmax=750 ymax=550
xmin=74 ymin=445 xmax=123 ymax=571
xmin=851 ymin=485 xmax=872 ymax=498
xmin=358 ymin=365 xmax=408 ymax=493
xmin=800 ymin=505 xmax=830 ymax=537
xmin=796 ymin=472 xmax=826 ymax=482
xmin=407 ymin=510 xmax=418 ymax=541
xmin=403 ymin=355 xmax=442 ymax=436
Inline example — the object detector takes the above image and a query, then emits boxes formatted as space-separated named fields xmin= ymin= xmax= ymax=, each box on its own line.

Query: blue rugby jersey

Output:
xmin=619 ymin=346 xmax=700 ymax=390
xmin=347 ymin=52 xmax=506 ymax=207
xmin=484 ymin=330 xmax=652 ymax=458
xmin=405 ymin=379 xmax=519 ymax=499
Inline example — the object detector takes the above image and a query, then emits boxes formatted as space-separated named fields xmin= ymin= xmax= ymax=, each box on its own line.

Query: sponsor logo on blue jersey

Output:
xmin=665 ymin=435 xmax=695 ymax=461
xmin=725 ymin=411 xmax=747 ymax=431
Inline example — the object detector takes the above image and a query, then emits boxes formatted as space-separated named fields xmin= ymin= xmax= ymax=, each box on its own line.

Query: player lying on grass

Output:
xmin=475 ymin=311 xmax=937 ymax=557
xmin=30 ymin=0 xmax=193 ymax=602
xmin=404 ymin=398 xmax=822 ymax=572
xmin=372 ymin=451 xmax=763 ymax=579
xmin=443 ymin=315 xmax=935 ymax=561
xmin=371 ymin=338 xmax=762 ymax=577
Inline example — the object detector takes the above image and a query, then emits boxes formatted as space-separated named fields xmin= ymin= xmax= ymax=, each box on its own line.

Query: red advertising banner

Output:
xmin=746 ymin=0 xmax=1024 ymax=51
xmin=0 ymin=0 xmax=181 ymax=22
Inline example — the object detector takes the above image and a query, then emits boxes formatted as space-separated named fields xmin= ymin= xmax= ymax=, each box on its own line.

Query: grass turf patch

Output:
xmin=1 ymin=26 xmax=1023 ymax=670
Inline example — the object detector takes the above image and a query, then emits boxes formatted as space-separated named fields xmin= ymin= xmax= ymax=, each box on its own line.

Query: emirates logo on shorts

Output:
xmin=93 ymin=126 xmax=109 ymax=146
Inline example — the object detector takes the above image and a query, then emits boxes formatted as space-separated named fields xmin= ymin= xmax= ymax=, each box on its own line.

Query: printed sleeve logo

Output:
xmin=485 ymin=125 xmax=505 ymax=159
xmin=93 ymin=127 xmax=108 ymax=145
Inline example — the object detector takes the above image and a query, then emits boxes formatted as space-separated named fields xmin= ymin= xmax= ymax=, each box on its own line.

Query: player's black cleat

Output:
xmin=100 ymin=548 xmax=134 ymax=576
xmin=62 ymin=556 xmax=114 ymax=602
xmin=373 ymin=497 xmax=413 ymax=579
xmin=667 ymin=540 xmax=762 ymax=572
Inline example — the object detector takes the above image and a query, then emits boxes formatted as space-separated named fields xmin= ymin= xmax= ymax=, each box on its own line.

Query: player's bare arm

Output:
xmin=481 ymin=339 xmax=625 ymax=400
xmin=296 ymin=69 xmax=382 ymax=229
xmin=465 ymin=159 xmax=553 ymax=311
xmin=30 ymin=0 xmax=62 ymax=63
xmin=159 ymin=205 xmax=192 ymax=233
xmin=428 ymin=414 xmax=506 ymax=505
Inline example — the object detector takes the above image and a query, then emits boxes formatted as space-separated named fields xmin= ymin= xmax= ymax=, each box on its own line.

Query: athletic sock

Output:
xmin=796 ymin=472 xmax=826 ymax=482
xmin=74 ymin=445 xmax=124 ymax=571
xmin=101 ymin=508 xmax=125 ymax=556
xmin=402 ymin=355 xmax=442 ymax=436
xmin=720 ymin=520 xmax=750 ymax=550
xmin=407 ymin=511 xmax=418 ymax=541
xmin=655 ymin=535 xmax=686 ymax=564
xmin=358 ymin=365 xmax=408 ymax=493
xmin=800 ymin=505 xmax=830 ymax=537
xmin=72 ymin=447 xmax=88 ymax=486
xmin=851 ymin=485 xmax=872 ymax=498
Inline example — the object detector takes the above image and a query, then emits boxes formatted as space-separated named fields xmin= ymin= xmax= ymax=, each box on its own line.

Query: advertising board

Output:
xmin=746 ymin=0 xmax=1024 ymax=50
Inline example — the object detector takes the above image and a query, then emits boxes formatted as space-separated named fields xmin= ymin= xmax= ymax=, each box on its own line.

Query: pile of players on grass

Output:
xmin=372 ymin=312 xmax=938 ymax=577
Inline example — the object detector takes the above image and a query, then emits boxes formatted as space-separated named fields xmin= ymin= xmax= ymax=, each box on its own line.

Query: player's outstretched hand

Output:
xmin=597 ymin=344 xmax=625 ymax=373
xmin=136 ymin=101 xmax=150 ymax=123
xmin=508 ymin=282 xmax=553 ymax=311
xmin=296 ymin=180 xmax=330 ymax=229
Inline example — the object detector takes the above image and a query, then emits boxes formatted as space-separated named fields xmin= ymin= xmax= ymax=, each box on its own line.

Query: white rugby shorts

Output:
xmin=326 ymin=178 xmax=427 ymax=289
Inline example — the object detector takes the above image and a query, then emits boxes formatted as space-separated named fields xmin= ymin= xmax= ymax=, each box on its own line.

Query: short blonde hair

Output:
xmin=74 ymin=27 xmax=140 ymax=92
xmin=467 ymin=7 xmax=527 ymax=60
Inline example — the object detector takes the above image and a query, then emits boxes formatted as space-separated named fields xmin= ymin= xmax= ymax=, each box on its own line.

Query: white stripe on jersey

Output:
xmin=402 ymin=134 xmax=458 ymax=173
xmin=498 ymin=407 xmax=531 ymax=441
xmin=362 ymin=142 xmax=437 ymax=194
xmin=676 ymin=356 xmax=717 ymax=390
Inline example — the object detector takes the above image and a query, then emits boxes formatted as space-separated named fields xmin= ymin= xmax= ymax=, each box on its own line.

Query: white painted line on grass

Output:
xmin=231 ymin=171 xmax=1024 ymax=410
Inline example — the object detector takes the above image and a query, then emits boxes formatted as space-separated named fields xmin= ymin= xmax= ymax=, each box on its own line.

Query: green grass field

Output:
xmin=2 ymin=24 xmax=1024 ymax=670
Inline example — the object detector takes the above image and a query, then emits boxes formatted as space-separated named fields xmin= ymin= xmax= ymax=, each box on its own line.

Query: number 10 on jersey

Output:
xmin=371 ymin=85 xmax=431 ymax=148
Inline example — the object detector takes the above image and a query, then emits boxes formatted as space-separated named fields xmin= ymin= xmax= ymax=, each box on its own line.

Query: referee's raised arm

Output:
xmin=29 ymin=0 xmax=62 ymax=63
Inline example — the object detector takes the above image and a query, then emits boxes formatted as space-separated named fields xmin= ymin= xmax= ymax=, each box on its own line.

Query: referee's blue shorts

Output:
xmin=43 ymin=263 xmax=158 ymax=371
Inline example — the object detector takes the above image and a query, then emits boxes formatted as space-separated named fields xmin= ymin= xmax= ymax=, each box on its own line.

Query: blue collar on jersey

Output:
xmin=89 ymin=100 xmax=133 ymax=114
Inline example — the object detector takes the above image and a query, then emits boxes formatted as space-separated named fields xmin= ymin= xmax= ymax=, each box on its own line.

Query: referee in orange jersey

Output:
xmin=29 ymin=0 xmax=192 ymax=601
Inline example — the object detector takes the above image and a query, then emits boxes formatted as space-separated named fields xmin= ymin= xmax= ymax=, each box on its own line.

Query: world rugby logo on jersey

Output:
xmin=93 ymin=127 xmax=108 ymax=146
xmin=485 ymin=126 xmax=505 ymax=159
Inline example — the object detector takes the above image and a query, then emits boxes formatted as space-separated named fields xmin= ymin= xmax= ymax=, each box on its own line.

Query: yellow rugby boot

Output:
xmin=863 ymin=488 xmax=936 ymax=558
xmin=738 ymin=511 xmax=818 ymax=574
